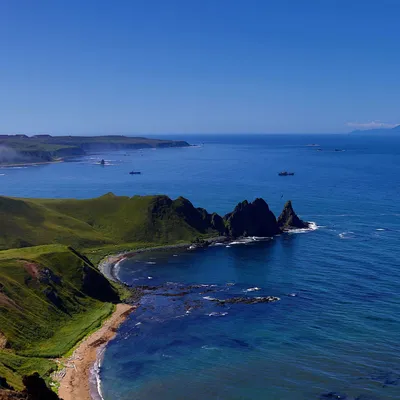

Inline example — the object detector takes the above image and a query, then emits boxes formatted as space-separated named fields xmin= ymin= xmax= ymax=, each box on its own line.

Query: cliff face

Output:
xmin=224 ymin=198 xmax=280 ymax=238
xmin=277 ymin=200 xmax=309 ymax=230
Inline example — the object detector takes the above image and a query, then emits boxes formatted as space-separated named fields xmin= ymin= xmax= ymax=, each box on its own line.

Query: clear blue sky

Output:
xmin=1 ymin=0 xmax=399 ymax=134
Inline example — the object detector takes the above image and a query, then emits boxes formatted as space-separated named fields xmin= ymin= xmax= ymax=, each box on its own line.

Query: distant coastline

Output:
xmin=0 ymin=134 xmax=190 ymax=166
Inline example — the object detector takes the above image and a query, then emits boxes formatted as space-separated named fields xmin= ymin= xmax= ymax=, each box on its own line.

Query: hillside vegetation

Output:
xmin=0 ymin=193 xmax=222 ymax=251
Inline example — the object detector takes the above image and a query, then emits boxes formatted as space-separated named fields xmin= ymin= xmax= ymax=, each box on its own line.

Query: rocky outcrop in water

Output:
xmin=224 ymin=198 xmax=280 ymax=238
xmin=277 ymin=200 xmax=309 ymax=230
xmin=209 ymin=296 xmax=280 ymax=305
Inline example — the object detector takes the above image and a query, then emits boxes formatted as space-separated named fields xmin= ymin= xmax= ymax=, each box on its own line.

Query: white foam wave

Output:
xmin=229 ymin=237 xmax=256 ymax=245
xmin=201 ymin=345 xmax=220 ymax=350
xmin=112 ymin=257 xmax=127 ymax=281
xmin=3 ymin=166 xmax=27 ymax=169
xmin=288 ymin=221 xmax=319 ymax=234
xmin=244 ymin=287 xmax=261 ymax=292
xmin=0 ymin=174 xmax=5 ymax=176
xmin=339 ymin=231 xmax=355 ymax=239
xmin=146 ymin=261 xmax=156 ymax=264
xmin=226 ymin=245 xmax=231 ymax=248
xmin=203 ymin=296 xmax=217 ymax=301
xmin=376 ymin=228 xmax=385 ymax=231
xmin=147 ymin=276 xmax=153 ymax=280
xmin=229 ymin=236 xmax=272 ymax=245
xmin=90 ymin=347 xmax=106 ymax=400
xmin=208 ymin=312 xmax=228 ymax=317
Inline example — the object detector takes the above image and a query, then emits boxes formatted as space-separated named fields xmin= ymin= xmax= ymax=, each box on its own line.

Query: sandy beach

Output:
xmin=57 ymin=303 xmax=134 ymax=400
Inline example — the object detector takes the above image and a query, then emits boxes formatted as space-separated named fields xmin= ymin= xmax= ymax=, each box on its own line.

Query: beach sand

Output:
xmin=57 ymin=303 xmax=134 ymax=400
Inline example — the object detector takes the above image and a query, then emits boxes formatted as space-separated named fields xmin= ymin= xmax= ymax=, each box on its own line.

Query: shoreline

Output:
xmin=0 ymin=159 xmax=64 ymax=168
xmin=98 ymin=236 xmax=228 ymax=283
xmin=57 ymin=303 xmax=134 ymax=400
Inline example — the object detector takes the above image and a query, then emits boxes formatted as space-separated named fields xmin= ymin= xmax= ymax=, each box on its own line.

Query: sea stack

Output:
xmin=277 ymin=200 xmax=309 ymax=230
xmin=224 ymin=198 xmax=280 ymax=238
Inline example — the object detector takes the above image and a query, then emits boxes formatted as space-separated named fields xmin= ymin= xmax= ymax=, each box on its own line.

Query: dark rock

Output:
xmin=43 ymin=287 xmax=67 ymax=313
xmin=39 ymin=268 xmax=61 ymax=285
xmin=224 ymin=198 xmax=280 ymax=238
xmin=82 ymin=264 xmax=120 ymax=303
xmin=319 ymin=392 xmax=348 ymax=400
xmin=0 ymin=377 xmax=13 ymax=390
xmin=277 ymin=200 xmax=309 ymax=230
xmin=189 ymin=238 xmax=209 ymax=250
xmin=22 ymin=373 xmax=60 ymax=400
xmin=211 ymin=296 xmax=280 ymax=305
xmin=210 ymin=213 xmax=226 ymax=234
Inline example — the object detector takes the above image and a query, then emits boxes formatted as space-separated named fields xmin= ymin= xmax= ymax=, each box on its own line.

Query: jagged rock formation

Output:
xmin=224 ymin=198 xmax=280 ymax=238
xmin=277 ymin=200 xmax=309 ymax=230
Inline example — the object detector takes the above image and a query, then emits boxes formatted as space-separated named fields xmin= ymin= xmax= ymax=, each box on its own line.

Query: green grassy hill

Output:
xmin=0 ymin=245 xmax=117 ymax=390
xmin=0 ymin=193 xmax=222 ymax=251
xmin=0 ymin=193 xmax=223 ymax=392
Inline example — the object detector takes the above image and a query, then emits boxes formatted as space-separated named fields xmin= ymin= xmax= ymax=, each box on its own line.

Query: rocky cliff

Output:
xmin=277 ymin=200 xmax=309 ymax=230
xmin=224 ymin=198 xmax=280 ymax=237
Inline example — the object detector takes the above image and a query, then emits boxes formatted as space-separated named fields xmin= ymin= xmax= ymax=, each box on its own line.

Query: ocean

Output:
xmin=1 ymin=134 xmax=399 ymax=399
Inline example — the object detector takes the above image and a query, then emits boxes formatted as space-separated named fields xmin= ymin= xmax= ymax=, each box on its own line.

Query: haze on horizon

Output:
xmin=1 ymin=0 xmax=399 ymax=135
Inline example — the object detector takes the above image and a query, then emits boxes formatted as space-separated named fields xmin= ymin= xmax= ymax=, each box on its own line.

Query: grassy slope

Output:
xmin=0 ymin=245 xmax=115 ymax=389
xmin=0 ymin=193 xmax=219 ymax=390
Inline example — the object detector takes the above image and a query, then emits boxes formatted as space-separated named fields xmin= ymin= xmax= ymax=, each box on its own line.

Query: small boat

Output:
xmin=129 ymin=171 xmax=141 ymax=175
xmin=278 ymin=171 xmax=294 ymax=176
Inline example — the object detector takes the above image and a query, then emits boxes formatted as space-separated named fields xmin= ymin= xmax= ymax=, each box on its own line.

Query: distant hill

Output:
xmin=0 ymin=135 xmax=190 ymax=165
xmin=350 ymin=124 xmax=400 ymax=135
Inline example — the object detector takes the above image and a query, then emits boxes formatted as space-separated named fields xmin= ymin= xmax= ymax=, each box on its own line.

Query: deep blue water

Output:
xmin=1 ymin=134 xmax=399 ymax=399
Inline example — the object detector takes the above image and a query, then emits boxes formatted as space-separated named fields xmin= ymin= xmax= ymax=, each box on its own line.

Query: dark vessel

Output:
xmin=278 ymin=171 xmax=294 ymax=176
xmin=129 ymin=171 xmax=141 ymax=175
xmin=100 ymin=159 xmax=105 ymax=165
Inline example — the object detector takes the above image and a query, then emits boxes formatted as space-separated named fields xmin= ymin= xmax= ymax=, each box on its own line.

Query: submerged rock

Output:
xmin=277 ymin=200 xmax=310 ymax=230
xmin=319 ymin=392 xmax=347 ymax=400
xmin=224 ymin=198 xmax=280 ymax=238
xmin=211 ymin=296 xmax=280 ymax=305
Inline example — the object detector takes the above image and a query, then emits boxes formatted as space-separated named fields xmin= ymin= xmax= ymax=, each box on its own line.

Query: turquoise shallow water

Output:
xmin=1 ymin=134 xmax=399 ymax=399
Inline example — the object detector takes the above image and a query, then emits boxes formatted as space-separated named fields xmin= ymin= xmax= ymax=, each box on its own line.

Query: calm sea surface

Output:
xmin=1 ymin=134 xmax=399 ymax=399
